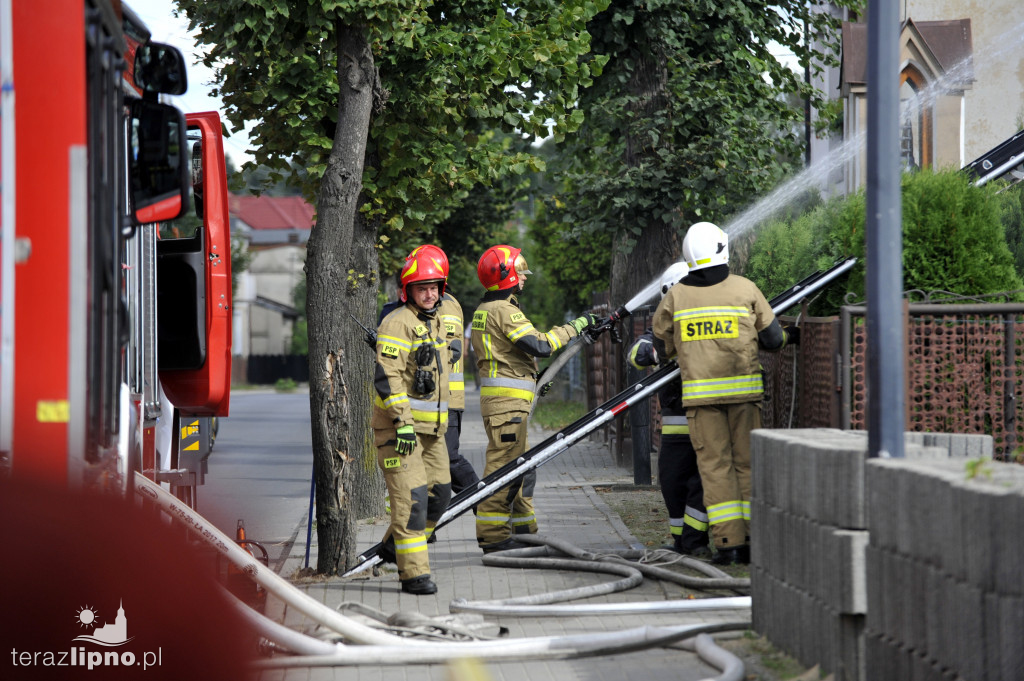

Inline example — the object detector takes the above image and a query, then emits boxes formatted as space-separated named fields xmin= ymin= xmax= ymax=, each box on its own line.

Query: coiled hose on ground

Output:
xmin=135 ymin=473 xmax=749 ymax=679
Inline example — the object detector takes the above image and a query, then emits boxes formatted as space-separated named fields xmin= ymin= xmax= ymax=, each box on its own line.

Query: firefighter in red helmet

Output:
xmin=379 ymin=246 xmax=481 ymax=504
xmin=470 ymin=245 xmax=596 ymax=553
xmin=371 ymin=248 xmax=451 ymax=594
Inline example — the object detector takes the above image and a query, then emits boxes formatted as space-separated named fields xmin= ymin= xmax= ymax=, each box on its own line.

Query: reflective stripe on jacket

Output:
xmin=661 ymin=414 xmax=690 ymax=436
xmin=652 ymin=274 xmax=775 ymax=407
xmin=372 ymin=302 xmax=449 ymax=437
xmin=471 ymin=292 xmax=576 ymax=417
xmin=440 ymin=293 xmax=465 ymax=410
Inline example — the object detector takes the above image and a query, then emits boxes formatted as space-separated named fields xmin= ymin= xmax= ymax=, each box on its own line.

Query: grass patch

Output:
xmin=531 ymin=399 xmax=587 ymax=430
xmin=596 ymin=486 xmax=669 ymax=549
xmin=274 ymin=378 xmax=298 ymax=393
xmin=719 ymin=632 xmax=814 ymax=680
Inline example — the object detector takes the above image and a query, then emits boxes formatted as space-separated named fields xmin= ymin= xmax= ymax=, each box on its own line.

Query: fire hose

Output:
xmin=136 ymin=472 xmax=749 ymax=674
xmin=134 ymin=259 xmax=856 ymax=675
xmin=344 ymin=256 xmax=858 ymax=578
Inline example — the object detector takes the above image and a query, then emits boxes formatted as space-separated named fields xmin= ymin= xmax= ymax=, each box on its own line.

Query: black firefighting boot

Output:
xmin=401 ymin=574 xmax=438 ymax=595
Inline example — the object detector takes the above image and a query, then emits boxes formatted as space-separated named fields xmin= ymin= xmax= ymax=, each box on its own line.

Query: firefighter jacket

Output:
xmin=628 ymin=329 xmax=687 ymax=435
xmin=372 ymin=302 xmax=449 ymax=441
xmin=440 ymin=293 xmax=465 ymax=411
xmin=652 ymin=274 xmax=776 ymax=408
xmin=471 ymin=290 xmax=578 ymax=417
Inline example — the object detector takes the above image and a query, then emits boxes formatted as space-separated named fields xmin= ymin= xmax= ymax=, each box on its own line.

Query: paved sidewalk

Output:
xmin=256 ymin=386 xmax=751 ymax=681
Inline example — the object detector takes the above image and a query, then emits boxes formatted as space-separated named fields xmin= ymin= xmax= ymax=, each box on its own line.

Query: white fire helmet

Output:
xmin=660 ymin=261 xmax=689 ymax=294
xmin=682 ymin=221 xmax=729 ymax=272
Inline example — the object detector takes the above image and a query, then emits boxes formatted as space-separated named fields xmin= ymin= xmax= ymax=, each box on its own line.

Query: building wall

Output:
xmin=843 ymin=27 xmax=968 ymax=189
xmin=932 ymin=94 xmax=963 ymax=169
xmin=905 ymin=0 xmax=1024 ymax=161
xmin=249 ymin=306 xmax=292 ymax=355
xmin=238 ymin=245 xmax=306 ymax=357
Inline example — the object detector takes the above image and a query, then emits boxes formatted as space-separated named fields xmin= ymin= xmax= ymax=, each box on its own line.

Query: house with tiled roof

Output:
xmin=806 ymin=0 xmax=1023 ymax=197
xmin=229 ymin=193 xmax=314 ymax=359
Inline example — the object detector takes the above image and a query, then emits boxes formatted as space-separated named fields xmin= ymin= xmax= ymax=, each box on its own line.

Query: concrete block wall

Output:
xmin=866 ymin=456 xmax=1024 ymax=681
xmin=750 ymin=428 xmax=1001 ymax=681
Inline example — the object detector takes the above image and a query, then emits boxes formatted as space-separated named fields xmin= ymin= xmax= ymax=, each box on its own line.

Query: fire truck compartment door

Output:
xmin=158 ymin=113 xmax=232 ymax=417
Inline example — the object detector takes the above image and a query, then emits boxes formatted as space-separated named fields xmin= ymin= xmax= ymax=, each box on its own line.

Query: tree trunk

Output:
xmin=610 ymin=49 xmax=677 ymax=306
xmin=305 ymin=22 xmax=385 ymax=575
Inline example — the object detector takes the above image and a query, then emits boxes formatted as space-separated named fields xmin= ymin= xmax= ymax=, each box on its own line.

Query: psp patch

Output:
xmin=509 ymin=311 xmax=526 ymax=323
xmin=413 ymin=324 xmax=428 ymax=336
xmin=681 ymin=316 xmax=740 ymax=341
xmin=384 ymin=456 xmax=402 ymax=469
xmin=381 ymin=343 xmax=401 ymax=359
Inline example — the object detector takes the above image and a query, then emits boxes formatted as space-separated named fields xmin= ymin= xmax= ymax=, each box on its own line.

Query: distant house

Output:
xmin=807 ymin=0 xmax=1024 ymax=197
xmin=229 ymin=194 xmax=314 ymax=357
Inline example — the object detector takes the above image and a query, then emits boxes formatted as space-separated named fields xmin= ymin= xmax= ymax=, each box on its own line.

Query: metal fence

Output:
xmin=584 ymin=301 xmax=1024 ymax=465
xmin=245 ymin=354 xmax=309 ymax=385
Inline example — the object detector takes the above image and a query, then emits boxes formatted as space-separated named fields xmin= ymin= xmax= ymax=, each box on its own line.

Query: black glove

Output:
xmin=539 ymin=381 xmax=554 ymax=397
xmin=395 ymin=426 xmax=416 ymax=456
xmin=628 ymin=334 xmax=657 ymax=368
xmin=784 ymin=325 xmax=800 ymax=346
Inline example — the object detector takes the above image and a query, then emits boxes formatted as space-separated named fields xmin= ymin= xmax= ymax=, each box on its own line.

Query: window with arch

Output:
xmin=899 ymin=66 xmax=932 ymax=171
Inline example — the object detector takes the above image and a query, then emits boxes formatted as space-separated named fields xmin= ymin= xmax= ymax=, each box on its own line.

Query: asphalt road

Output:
xmin=197 ymin=389 xmax=314 ymax=572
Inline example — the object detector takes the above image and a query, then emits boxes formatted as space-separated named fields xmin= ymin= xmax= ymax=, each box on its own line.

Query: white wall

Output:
xmin=905 ymin=0 xmax=1024 ymax=161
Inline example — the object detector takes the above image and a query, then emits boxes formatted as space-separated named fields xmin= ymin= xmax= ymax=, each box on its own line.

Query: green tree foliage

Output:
xmin=531 ymin=0 xmax=861 ymax=307
xmin=530 ymin=197 xmax=613 ymax=312
xmin=743 ymin=170 xmax=1024 ymax=315
xmin=998 ymin=181 xmax=1024 ymax=276
xmin=178 ymin=0 xmax=608 ymax=231
xmin=898 ymin=171 xmax=1021 ymax=299
xmin=176 ymin=0 xmax=610 ymax=574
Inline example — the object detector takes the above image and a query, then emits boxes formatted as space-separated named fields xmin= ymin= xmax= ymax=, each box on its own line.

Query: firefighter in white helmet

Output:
xmin=471 ymin=245 xmax=597 ymax=553
xmin=629 ymin=262 xmax=710 ymax=556
xmin=372 ymin=248 xmax=451 ymax=594
xmin=652 ymin=222 xmax=797 ymax=565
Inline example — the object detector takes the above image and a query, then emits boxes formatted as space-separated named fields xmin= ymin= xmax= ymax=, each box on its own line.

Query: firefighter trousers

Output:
xmin=476 ymin=411 xmax=537 ymax=549
xmin=445 ymin=409 xmax=481 ymax=494
xmin=658 ymin=433 xmax=709 ymax=552
xmin=377 ymin=432 xmax=451 ymax=581
xmin=687 ymin=401 xmax=759 ymax=550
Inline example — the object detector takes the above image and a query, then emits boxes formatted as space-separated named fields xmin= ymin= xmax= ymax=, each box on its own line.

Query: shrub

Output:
xmin=741 ymin=169 xmax=1024 ymax=315
xmin=275 ymin=377 xmax=298 ymax=393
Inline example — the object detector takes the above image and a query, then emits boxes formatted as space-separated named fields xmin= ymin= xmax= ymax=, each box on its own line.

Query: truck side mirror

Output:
xmin=133 ymin=41 xmax=187 ymax=96
xmin=129 ymin=100 xmax=190 ymax=225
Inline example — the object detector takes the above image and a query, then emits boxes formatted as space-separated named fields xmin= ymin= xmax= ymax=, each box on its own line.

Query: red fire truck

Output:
xmin=0 ymin=0 xmax=232 ymax=504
